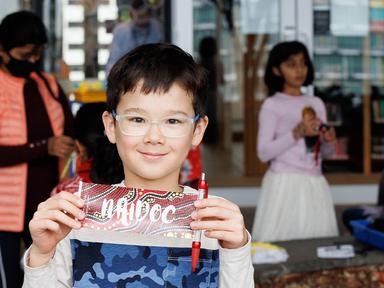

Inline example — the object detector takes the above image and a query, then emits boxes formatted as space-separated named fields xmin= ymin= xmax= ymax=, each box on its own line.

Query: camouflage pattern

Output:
xmin=71 ymin=240 xmax=219 ymax=287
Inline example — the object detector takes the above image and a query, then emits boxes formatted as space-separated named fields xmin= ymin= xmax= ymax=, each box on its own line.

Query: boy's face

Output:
xmin=103 ymin=82 xmax=208 ymax=191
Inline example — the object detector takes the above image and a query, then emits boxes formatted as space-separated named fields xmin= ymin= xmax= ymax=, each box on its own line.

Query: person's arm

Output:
xmin=22 ymin=236 xmax=73 ymax=288
xmin=23 ymin=191 xmax=84 ymax=287
xmin=257 ymin=102 xmax=298 ymax=163
xmin=191 ymin=197 xmax=254 ymax=287
xmin=0 ymin=135 xmax=75 ymax=167
xmin=0 ymin=81 xmax=74 ymax=167
xmin=0 ymin=141 xmax=49 ymax=167
xmin=219 ymin=231 xmax=254 ymax=288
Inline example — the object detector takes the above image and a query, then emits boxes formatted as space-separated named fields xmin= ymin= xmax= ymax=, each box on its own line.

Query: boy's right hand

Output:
xmin=28 ymin=191 xmax=85 ymax=267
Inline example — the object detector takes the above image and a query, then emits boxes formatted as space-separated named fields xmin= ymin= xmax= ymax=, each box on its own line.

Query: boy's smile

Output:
xmin=139 ymin=151 xmax=168 ymax=160
xmin=103 ymin=82 xmax=208 ymax=192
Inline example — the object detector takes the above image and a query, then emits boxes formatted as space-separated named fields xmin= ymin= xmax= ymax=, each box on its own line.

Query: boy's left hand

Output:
xmin=191 ymin=198 xmax=248 ymax=249
xmin=321 ymin=126 xmax=336 ymax=143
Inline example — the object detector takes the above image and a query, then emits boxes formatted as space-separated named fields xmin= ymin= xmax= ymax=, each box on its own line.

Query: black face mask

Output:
xmin=5 ymin=56 xmax=38 ymax=78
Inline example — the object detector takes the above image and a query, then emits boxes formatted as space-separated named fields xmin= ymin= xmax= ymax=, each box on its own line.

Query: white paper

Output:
xmin=317 ymin=245 xmax=355 ymax=259
xmin=252 ymin=247 xmax=289 ymax=264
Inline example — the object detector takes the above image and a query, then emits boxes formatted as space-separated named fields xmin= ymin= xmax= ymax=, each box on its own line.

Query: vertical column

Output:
xmin=279 ymin=0 xmax=296 ymax=41
xmin=0 ymin=1 xmax=19 ymax=20
xmin=244 ymin=35 xmax=258 ymax=176
xmin=363 ymin=36 xmax=372 ymax=174
xmin=171 ymin=0 xmax=193 ymax=54
xmin=297 ymin=0 xmax=314 ymax=95
xmin=280 ymin=0 xmax=314 ymax=56
xmin=297 ymin=0 xmax=313 ymax=54
xmin=83 ymin=0 xmax=98 ymax=77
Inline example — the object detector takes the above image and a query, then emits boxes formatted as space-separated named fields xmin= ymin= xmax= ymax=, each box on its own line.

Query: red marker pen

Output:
xmin=192 ymin=172 xmax=208 ymax=272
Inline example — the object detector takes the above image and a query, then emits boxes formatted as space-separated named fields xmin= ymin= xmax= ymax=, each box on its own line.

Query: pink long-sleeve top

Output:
xmin=258 ymin=92 xmax=331 ymax=176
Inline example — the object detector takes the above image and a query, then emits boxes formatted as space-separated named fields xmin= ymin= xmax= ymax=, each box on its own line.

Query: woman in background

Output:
xmin=0 ymin=11 xmax=74 ymax=287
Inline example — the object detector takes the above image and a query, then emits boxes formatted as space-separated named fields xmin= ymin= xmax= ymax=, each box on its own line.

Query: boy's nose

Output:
xmin=143 ymin=123 xmax=165 ymax=144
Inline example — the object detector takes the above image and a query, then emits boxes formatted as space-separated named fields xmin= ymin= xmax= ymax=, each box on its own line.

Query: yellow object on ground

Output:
xmin=251 ymin=242 xmax=289 ymax=264
xmin=74 ymin=80 xmax=107 ymax=103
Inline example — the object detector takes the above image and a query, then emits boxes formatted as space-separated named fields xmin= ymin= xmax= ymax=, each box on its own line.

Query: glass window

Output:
xmin=313 ymin=0 xmax=384 ymax=172
xmin=193 ymin=0 xmax=280 ymax=177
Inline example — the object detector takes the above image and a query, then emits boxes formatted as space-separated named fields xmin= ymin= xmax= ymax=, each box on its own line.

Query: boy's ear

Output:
xmin=272 ymin=67 xmax=281 ymax=77
xmin=102 ymin=111 xmax=117 ymax=144
xmin=192 ymin=115 xmax=208 ymax=147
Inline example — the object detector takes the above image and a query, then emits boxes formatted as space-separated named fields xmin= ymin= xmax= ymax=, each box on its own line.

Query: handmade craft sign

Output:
xmin=57 ymin=178 xmax=198 ymax=239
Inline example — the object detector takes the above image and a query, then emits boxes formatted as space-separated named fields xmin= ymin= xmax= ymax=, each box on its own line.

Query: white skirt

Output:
xmin=252 ymin=171 xmax=339 ymax=242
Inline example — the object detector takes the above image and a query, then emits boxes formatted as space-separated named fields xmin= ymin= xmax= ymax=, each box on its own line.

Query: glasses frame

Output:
xmin=111 ymin=110 xmax=201 ymax=138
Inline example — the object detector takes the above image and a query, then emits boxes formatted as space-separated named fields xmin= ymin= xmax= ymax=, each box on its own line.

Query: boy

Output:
xmin=23 ymin=43 xmax=254 ymax=287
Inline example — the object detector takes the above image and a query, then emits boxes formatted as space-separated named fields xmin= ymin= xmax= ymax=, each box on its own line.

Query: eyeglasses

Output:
xmin=112 ymin=111 xmax=200 ymax=138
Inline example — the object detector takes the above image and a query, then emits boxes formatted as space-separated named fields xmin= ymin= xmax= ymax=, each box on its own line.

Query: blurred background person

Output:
xmin=73 ymin=102 xmax=124 ymax=184
xmin=0 ymin=11 xmax=74 ymax=287
xmin=198 ymin=36 xmax=223 ymax=145
xmin=252 ymin=41 xmax=338 ymax=242
xmin=179 ymin=145 xmax=202 ymax=189
xmin=342 ymin=169 xmax=384 ymax=234
xmin=105 ymin=0 xmax=163 ymax=74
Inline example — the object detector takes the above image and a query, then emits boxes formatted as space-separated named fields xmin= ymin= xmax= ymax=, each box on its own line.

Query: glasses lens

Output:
xmin=118 ymin=114 xmax=147 ymax=136
xmin=117 ymin=114 xmax=194 ymax=137
xmin=160 ymin=116 xmax=194 ymax=138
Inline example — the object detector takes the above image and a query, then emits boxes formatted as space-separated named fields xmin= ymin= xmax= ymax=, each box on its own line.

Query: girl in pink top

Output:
xmin=252 ymin=41 xmax=339 ymax=242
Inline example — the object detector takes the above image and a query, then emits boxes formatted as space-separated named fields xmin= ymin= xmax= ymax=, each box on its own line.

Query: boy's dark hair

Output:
xmin=0 ymin=10 xmax=47 ymax=51
xmin=264 ymin=41 xmax=314 ymax=96
xmin=74 ymin=102 xmax=124 ymax=184
xmin=107 ymin=43 xmax=207 ymax=117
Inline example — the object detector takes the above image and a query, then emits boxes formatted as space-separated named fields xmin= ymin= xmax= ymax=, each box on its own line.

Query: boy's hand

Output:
xmin=190 ymin=198 xmax=248 ymax=249
xmin=28 ymin=191 xmax=85 ymax=267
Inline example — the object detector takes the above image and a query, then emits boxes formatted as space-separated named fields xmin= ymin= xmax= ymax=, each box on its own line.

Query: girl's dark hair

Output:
xmin=264 ymin=41 xmax=314 ymax=96
xmin=74 ymin=102 xmax=124 ymax=184
xmin=107 ymin=43 xmax=207 ymax=117
xmin=0 ymin=11 xmax=47 ymax=51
